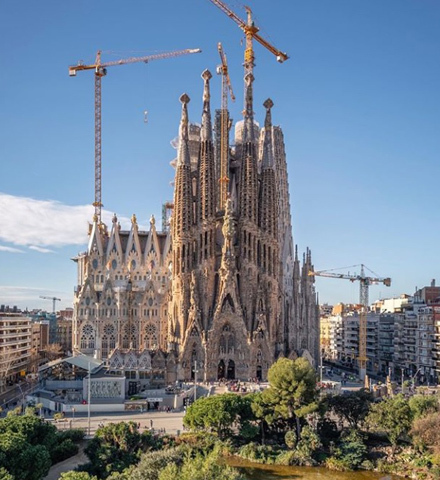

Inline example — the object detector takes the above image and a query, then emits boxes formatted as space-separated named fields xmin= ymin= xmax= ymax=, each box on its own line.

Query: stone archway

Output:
xmin=218 ymin=360 xmax=225 ymax=380
xmin=256 ymin=365 xmax=262 ymax=381
xmin=227 ymin=359 xmax=235 ymax=380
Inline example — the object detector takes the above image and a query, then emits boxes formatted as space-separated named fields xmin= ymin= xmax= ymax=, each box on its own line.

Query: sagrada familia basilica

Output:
xmin=72 ymin=67 xmax=319 ymax=386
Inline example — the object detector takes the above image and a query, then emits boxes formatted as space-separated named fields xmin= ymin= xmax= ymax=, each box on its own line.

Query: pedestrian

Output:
xmin=150 ymin=419 xmax=153 ymax=428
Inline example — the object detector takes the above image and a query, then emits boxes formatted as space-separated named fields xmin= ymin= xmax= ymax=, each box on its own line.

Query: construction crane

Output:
xmin=216 ymin=42 xmax=235 ymax=210
xmin=69 ymin=48 xmax=202 ymax=224
xmin=40 ymin=296 xmax=61 ymax=314
xmin=207 ymin=0 xmax=288 ymax=79
xmin=309 ymin=264 xmax=391 ymax=380
xmin=162 ymin=201 xmax=174 ymax=232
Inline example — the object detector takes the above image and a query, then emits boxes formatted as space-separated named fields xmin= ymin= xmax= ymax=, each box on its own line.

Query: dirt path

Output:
xmin=44 ymin=442 xmax=89 ymax=480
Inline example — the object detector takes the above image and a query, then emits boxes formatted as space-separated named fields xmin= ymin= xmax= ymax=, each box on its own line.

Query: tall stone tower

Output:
xmin=72 ymin=68 xmax=319 ymax=387
xmin=167 ymin=70 xmax=319 ymax=381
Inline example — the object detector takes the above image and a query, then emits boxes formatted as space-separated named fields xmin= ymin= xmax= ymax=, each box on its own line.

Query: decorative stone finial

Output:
xmin=150 ymin=214 xmax=156 ymax=227
xmin=201 ymin=69 xmax=212 ymax=100
xmin=263 ymin=98 xmax=274 ymax=128
xmin=131 ymin=213 xmax=137 ymax=225
xmin=201 ymin=70 xmax=212 ymax=141
xmin=180 ymin=93 xmax=190 ymax=105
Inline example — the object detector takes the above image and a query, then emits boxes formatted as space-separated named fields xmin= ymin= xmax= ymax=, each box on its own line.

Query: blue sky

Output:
xmin=1 ymin=0 xmax=439 ymax=310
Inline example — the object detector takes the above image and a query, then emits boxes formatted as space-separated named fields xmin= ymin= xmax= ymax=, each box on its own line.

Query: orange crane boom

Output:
xmin=69 ymin=48 xmax=202 ymax=224
xmin=309 ymin=264 xmax=391 ymax=380
xmin=217 ymin=42 xmax=235 ymax=210
xmin=208 ymin=0 xmax=288 ymax=77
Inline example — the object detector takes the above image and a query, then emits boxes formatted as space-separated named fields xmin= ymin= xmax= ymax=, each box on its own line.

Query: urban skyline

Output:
xmin=1 ymin=0 xmax=440 ymax=310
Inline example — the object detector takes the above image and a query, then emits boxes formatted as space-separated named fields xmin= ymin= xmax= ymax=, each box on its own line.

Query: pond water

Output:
xmin=226 ymin=457 xmax=400 ymax=480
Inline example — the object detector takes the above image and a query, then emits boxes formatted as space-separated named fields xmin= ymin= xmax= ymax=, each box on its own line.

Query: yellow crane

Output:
xmin=69 ymin=48 xmax=202 ymax=224
xmin=309 ymin=264 xmax=391 ymax=380
xmin=216 ymin=42 xmax=235 ymax=210
xmin=208 ymin=0 xmax=288 ymax=78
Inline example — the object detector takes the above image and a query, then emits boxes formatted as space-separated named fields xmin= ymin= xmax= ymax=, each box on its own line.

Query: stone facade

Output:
xmin=72 ymin=69 xmax=319 ymax=384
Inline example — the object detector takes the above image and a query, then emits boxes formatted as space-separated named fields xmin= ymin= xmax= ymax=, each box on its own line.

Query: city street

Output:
xmin=52 ymin=409 xmax=185 ymax=436
xmin=0 ymin=379 xmax=38 ymax=411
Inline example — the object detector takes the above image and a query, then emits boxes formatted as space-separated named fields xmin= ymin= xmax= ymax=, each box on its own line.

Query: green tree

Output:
xmin=130 ymin=449 xmax=183 ymax=480
xmin=333 ymin=429 xmax=367 ymax=470
xmin=366 ymin=394 xmax=412 ymax=447
xmin=0 ymin=414 xmax=57 ymax=453
xmin=408 ymin=394 xmax=439 ymax=420
xmin=158 ymin=451 xmax=244 ymax=480
xmin=0 ymin=430 xmax=51 ymax=480
xmin=259 ymin=357 xmax=317 ymax=437
xmin=0 ymin=467 xmax=14 ymax=480
xmin=326 ymin=389 xmax=373 ymax=429
xmin=183 ymin=394 xmax=253 ymax=439
xmin=60 ymin=472 xmax=98 ymax=480
xmin=85 ymin=422 xmax=155 ymax=478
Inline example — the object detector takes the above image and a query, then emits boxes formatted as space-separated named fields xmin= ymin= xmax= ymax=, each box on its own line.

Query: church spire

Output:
xmin=177 ymin=94 xmax=190 ymax=167
xmin=261 ymin=98 xmax=274 ymax=168
xmin=200 ymin=69 xmax=212 ymax=142
xmin=242 ymin=73 xmax=255 ymax=143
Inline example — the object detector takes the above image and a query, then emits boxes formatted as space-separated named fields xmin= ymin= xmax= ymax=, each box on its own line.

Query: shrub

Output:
xmin=130 ymin=449 xmax=184 ymax=480
xmin=325 ymin=456 xmax=351 ymax=471
xmin=317 ymin=418 xmax=339 ymax=444
xmin=411 ymin=412 xmax=440 ymax=452
xmin=60 ymin=472 xmax=98 ymax=480
xmin=239 ymin=422 xmax=259 ymax=441
xmin=51 ymin=439 xmax=79 ymax=464
xmin=238 ymin=442 xmax=278 ymax=464
xmin=57 ymin=429 xmax=85 ymax=443
xmin=333 ymin=429 xmax=367 ymax=470
xmin=284 ymin=430 xmax=297 ymax=449
xmin=294 ymin=425 xmax=321 ymax=464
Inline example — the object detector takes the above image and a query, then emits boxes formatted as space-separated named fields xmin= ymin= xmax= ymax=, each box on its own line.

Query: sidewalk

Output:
xmin=44 ymin=442 xmax=88 ymax=480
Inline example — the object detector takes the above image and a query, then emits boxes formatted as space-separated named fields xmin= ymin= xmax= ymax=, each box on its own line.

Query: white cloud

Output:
xmin=0 ymin=286 xmax=68 ymax=306
xmin=29 ymin=245 xmax=55 ymax=254
xmin=0 ymin=245 xmax=25 ymax=253
xmin=0 ymin=193 xmax=136 ymax=250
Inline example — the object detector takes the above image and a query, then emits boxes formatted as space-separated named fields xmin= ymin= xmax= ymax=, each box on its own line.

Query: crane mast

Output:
xmin=217 ymin=42 xmax=235 ymax=210
xmin=39 ymin=296 xmax=61 ymax=314
xmin=207 ymin=0 xmax=288 ymax=102
xmin=69 ymin=48 xmax=202 ymax=224
xmin=310 ymin=264 xmax=391 ymax=380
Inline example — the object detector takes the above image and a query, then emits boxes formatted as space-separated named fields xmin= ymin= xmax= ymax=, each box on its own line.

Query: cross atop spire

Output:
xmin=201 ymin=69 xmax=212 ymax=142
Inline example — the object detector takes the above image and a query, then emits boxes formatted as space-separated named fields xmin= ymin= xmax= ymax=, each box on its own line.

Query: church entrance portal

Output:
xmin=218 ymin=360 xmax=225 ymax=380
xmin=256 ymin=365 xmax=262 ymax=381
xmin=227 ymin=360 xmax=235 ymax=380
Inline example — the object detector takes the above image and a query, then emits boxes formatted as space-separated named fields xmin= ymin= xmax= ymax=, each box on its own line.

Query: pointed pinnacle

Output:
xmin=180 ymin=93 xmax=190 ymax=105
xmin=263 ymin=98 xmax=274 ymax=111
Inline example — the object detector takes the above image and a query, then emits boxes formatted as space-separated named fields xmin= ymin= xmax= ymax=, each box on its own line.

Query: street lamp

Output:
xmin=411 ymin=367 xmax=423 ymax=390
xmin=193 ymin=360 xmax=199 ymax=403
xmin=87 ymin=362 xmax=91 ymax=435
xmin=16 ymin=383 xmax=25 ymax=412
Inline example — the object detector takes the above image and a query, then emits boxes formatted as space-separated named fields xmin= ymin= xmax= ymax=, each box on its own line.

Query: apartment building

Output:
xmin=0 ymin=313 xmax=32 ymax=389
